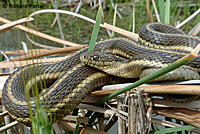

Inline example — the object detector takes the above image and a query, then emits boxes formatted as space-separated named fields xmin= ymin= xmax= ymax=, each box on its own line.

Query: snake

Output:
xmin=2 ymin=22 xmax=200 ymax=126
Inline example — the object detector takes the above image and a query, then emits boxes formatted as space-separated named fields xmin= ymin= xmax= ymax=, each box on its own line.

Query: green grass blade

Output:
xmin=164 ymin=0 xmax=170 ymax=24
xmin=175 ymin=120 xmax=182 ymax=134
xmin=75 ymin=121 xmax=80 ymax=134
xmin=88 ymin=6 xmax=102 ymax=51
xmin=112 ymin=4 xmax=117 ymax=37
xmin=108 ymin=0 xmax=114 ymax=13
xmin=96 ymin=54 xmax=196 ymax=105
xmin=158 ymin=0 xmax=165 ymax=23
xmin=150 ymin=125 xmax=196 ymax=134
xmin=37 ymin=105 xmax=48 ymax=126
xmin=74 ymin=109 xmax=80 ymax=134
xmin=32 ymin=103 xmax=54 ymax=134
xmin=129 ymin=10 xmax=133 ymax=32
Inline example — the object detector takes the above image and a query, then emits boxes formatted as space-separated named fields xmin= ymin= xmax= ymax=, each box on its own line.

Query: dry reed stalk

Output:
xmin=146 ymin=0 xmax=153 ymax=22
xmin=0 ymin=49 xmax=48 ymax=57
xmin=188 ymin=22 xmax=200 ymax=35
xmin=151 ymin=0 xmax=160 ymax=22
xmin=62 ymin=115 xmax=89 ymax=124
xmin=0 ymin=17 xmax=81 ymax=47
xmin=141 ymin=85 xmax=200 ymax=95
xmin=90 ymin=84 xmax=200 ymax=96
xmin=78 ymin=103 xmax=115 ymax=116
xmin=145 ymin=94 xmax=152 ymax=121
xmin=0 ymin=121 xmax=18 ymax=133
xmin=152 ymin=118 xmax=182 ymax=128
xmin=151 ymin=118 xmax=200 ymax=133
xmin=6 ymin=45 xmax=84 ymax=61
xmin=81 ymin=127 xmax=109 ymax=134
xmin=51 ymin=0 xmax=66 ymax=47
xmin=98 ymin=114 xmax=104 ymax=131
xmin=50 ymin=13 xmax=58 ymax=28
xmin=53 ymin=123 xmax=62 ymax=134
xmin=136 ymin=89 xmax=149 ymax=133
xmin=103 ymin=23 xmax=139 ymax=40
xmin=153 ymin=107 xmax=200 ymax=128
xmin=0 ymin=56 xmax=67 ymax=69
xmin=0 ymin=17 xmax=33 ymax=32
xmin=2 ymin=106 xmax=14 ymax=134
xmin=105 ymin=103 xmax=128 ymax=120
xmin=106 ymin=29 xmax=112 ymax=38
xmin=152 ymin=98 xmax=200 ymax=109
xmin=75 ymin=0 xmax=83 ymax=13
xmin=128 ymin=94 xmax=136 ymax=134
xmin=132 ymin=0 xmax=136 ymax=32
xmin=176 ymin=8 xmax=200 ymax=28
xmin=104 ymin=116 xmax=118 ymax=132
xmin=117 ymin=95 xmax=126 ymax=134
xmin=0 ymin=111 xmax=8 ymax=117
xmin=109 ymin=0 xmax=122 ymax=19
xmin=29 ymin=9 xmax=99 ymax=26
xmin=145 ymin=93 xmax=152 ymax=134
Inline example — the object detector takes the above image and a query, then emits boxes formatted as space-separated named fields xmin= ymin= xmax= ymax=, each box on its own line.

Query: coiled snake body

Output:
xmin=2 ymin=22 xmax=200 ymax=125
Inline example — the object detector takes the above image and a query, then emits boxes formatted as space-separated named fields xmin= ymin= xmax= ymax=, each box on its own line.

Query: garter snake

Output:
xmin=2 ymin=22 xmax=200 ymax=125
xmin=2 ymin=41 xmax=132 ymax=126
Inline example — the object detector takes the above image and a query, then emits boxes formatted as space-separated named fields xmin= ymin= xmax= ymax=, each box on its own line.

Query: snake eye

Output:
xmin=92 ymin=55 xmax=99 ymax=61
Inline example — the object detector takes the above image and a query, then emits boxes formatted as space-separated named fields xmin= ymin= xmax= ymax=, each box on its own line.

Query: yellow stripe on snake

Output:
xmin=2 ymin=22 xmax=200 ymax=126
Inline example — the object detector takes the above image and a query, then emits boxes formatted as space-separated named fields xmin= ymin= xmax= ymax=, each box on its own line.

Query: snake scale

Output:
xmin=2 ymin=22 xmax=200 ymax=126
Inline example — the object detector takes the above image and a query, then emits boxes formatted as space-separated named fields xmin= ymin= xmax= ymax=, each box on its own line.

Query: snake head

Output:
xmin=80 ymin=51 xmax=135 ymax=78
xmin=80 ymin=51 xmax=118 ymax=69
